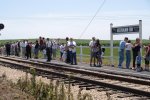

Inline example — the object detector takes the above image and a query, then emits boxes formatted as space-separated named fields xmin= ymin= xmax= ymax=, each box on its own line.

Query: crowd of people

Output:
xmin=118 ymin=37 xmax=150 ymax=71
xmin=89 ymin=37 xmax=105 ymax=67
xmin=0 ymin=36 xmax=77 ymax=65
xmin=0 ymin=36 xmax=149 ymax=71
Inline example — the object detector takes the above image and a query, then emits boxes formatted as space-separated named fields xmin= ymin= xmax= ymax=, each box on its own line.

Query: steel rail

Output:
xmin=0 ymin=59 xmax=150 ymax=97
xmin=0 ymin=56 xmax=150 ymax=86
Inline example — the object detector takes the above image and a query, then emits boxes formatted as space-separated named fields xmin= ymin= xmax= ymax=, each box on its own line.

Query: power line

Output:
xmin=78 ymin=0 xmax=106 ymax=39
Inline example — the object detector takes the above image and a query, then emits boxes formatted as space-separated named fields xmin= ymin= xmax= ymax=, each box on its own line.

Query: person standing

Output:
xmin=52 ymin=40 xmax=57 ymax=60
xmin=39 ymin=36 xmax=43 ymax=51
xmin=132 ymin=38 xmax=141 ymax=69
xmin=26 ymin=42 xmax=31 ymax=59
xmin=11 ymin=43 xmax=15 ymax=55
xmin=118 ymin=37 xmax=128 ymax=68
xmin=5 ymin=42 xmax=11 ymax=56
xmin=60 ymin=43 xmax=65 ymax=61
xmin=95 ymin=39 xmax=102 ymax=67
xmin=65 ymin=37 xmax=70 ymax=63
xmin=46 ymin=38 xmax=53 ymax=62
xmin=20 ymin=40 xmax=26 ymax=58
xmin=15 ymin=42 xmax=19 ymax=56
xmin=89 ymin=37 xmax=96 ymax=66
xmin=125 ymin=40 xmax=133 ymax=69
xmin=17 ymin=41 xmax=21 ymax=56
xmin=144 ymin=44 xmax=150 ymax=71
xmin=34 ymin=40 xmax=39 ymax=59
xmin=68 ymin=38 xmax=77 ymax=65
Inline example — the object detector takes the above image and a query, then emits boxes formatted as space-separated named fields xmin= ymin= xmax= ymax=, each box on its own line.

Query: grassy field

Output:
xmin=0 ymin=38 xmax=149 ymax=47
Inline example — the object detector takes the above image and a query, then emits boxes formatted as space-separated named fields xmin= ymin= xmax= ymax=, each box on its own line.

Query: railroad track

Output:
xmin=0 ymin=56 xmax=150 ymax=99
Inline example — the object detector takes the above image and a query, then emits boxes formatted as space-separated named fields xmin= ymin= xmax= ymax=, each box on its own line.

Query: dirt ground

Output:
xmin=0 ymin=77 xmax=35 ymax=100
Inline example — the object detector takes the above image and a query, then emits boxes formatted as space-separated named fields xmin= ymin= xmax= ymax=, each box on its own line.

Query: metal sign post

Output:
xmin=139 ymin=20 xmax=142 ymax=57
xmin=110 ymin=20 xmax=142 ymax=67
xmin=110 ymin=23 xmax=114 ymax=67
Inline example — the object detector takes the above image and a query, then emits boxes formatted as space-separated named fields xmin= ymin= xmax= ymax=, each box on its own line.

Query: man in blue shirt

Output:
xmin=118 ymin=37 xmax=128 ymax=68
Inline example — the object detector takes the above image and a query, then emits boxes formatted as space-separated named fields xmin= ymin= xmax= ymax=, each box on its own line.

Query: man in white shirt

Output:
xmin=68 ymin=38 xmax=77 ymax=65
xmin=125 ymin=40 xmax=133 ymax=69
xmin=20 ymin=40 xmax=26 ymax=58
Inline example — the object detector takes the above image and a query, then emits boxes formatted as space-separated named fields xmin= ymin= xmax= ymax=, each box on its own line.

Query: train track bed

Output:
xmin=0 ymin=56 xmax=150 ymax=83
xmin=2 ymin=56 xmax=150 ymax=80
xmin=0 ymin=56 xmax=150 ymax=99
xmin=0 ymin=65 xmax=148 ymax=100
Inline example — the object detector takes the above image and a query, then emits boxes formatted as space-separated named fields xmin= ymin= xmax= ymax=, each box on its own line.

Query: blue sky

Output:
xmin=0 ymin=0 xmax=150 ymax=40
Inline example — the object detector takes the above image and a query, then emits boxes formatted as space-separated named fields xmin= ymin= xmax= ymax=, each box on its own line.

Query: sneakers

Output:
xmin=131 ymin=67 xmax=135 ymax=70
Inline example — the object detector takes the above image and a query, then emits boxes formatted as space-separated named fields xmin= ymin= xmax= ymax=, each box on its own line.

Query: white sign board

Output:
xmin=112 ymin=25 xmax=139 ymax=34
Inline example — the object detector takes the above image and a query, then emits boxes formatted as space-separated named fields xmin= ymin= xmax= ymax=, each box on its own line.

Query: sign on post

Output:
xmin=110 ymin=20 xmax=142 ymax=67
xmin=112 ymin=25 xmax=139 ymax=34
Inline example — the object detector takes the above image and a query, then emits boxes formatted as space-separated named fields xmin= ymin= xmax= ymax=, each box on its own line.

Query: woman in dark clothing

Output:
xmin=65 ymin=37 xmax=70 ymax=63
xmin=5 ymin=42 xmax=11 ymax=56
xmin=26 ymin=42 xmax=31 ymax=59
xmin=132 ymin=38 xmax=141 ymax=69
xmin=95 ymin=39 xmax=102 ymax=67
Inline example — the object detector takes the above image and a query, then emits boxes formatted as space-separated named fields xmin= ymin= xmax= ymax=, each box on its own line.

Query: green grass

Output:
xmin=0 ymin=38 xmax=150 ymax=47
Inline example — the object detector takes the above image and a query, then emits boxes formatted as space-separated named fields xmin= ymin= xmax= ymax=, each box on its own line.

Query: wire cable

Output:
xmin=78 ymin=0 xmax=106 ymax=39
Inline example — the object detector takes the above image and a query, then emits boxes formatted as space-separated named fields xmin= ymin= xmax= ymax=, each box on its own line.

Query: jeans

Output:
xmin=133 ymin=51 xmax=138 ymax=68
xmin=46 ymin=47 xmax=52 ymax=61
xmin=126 ymin=50 xmax=131 ymax=69
xmin=34 ymin=48 xmax=39 ymax=58
xmin=71 ymin=52 xmax=77 ymax=65
xmin=52 ymin=48 xmax=56 ymax=59
xmin=90 ymin=51 xmax=96 ymax=66
xmin=118 ymin=49 xmax=124 ymax=68
xmin=69 ymin=51 xmax=73 ymax=64
xmin=66 ymin=50 xmax=70 ymax=63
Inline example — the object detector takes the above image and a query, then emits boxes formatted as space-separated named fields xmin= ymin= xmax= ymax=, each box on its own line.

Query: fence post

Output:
xmin=80 ymin=45 xmax=83 ymax=63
